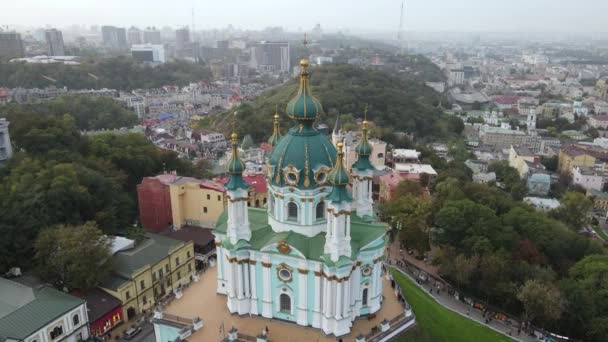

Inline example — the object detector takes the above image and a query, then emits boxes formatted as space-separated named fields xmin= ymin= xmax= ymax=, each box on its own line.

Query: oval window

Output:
xmin=362 ymin=266 xmax=372 ymax=277
xmin=279 ymin=268 xmax=292 ymax=281
xmin=316 ymin=171 xmax=327 ymax=183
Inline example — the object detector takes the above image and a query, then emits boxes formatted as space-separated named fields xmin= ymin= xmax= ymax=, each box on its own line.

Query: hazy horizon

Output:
xmin=2 ymin=0 xmax=608 ymax=34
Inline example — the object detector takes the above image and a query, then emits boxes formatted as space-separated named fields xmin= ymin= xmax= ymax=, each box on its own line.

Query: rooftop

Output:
xmin=73 ymin=289 xmax=122 ymax=324
xmin=393 ymin=163 xmax=438 ymax=176
xmin=0 ymin=278 xmax=84 ymax=340
xmin=392 ymin=149 xmax=420 ymax=160
xmin=214 ymin=208 xmax=386 ymax=263
xmin=161 ymin=226 xmax=215 ymax=247
xmin=109 ymin=233 xmax=186 ymax=279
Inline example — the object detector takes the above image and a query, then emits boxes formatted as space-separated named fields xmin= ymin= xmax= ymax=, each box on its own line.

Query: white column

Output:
xmin=261 ymin=262 xmax=272 ymax=317
xmin=297 ymin=270 xmax=308 ymax=325
xmin=250 ymin=262 xmax=258 ymax=314
xmin=235 ymin=262 xmax=242 ymax=299
xmin=244 ymin=261 xmax=250 ymax=298
xmin=323 ymin=278 xmax=331 ymax=316
xmin=335 ymin=281 xmax=343 ymax=319
xmin=343 ymin=278 xmax=350 ymax=319
xmin=312 ymin=272 xmax=322 ymax=327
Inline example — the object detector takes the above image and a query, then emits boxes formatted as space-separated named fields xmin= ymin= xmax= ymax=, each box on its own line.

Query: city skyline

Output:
xmin=2 ymin=0 xmax=608 ymax=34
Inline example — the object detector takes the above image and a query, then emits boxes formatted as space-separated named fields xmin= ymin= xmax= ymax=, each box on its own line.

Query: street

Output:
xmin=117 ymin=322 xmax=155 ymax=342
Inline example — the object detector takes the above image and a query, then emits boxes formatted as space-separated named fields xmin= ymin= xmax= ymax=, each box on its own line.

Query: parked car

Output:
xmin=124 ymin=327 xmax=142 ymax=340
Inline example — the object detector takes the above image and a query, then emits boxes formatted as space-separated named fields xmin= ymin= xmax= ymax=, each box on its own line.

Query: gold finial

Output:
xmin=337 ymin=141 xmax=344 ymax=154
xmin=274 ymin=104 xmax=280 ymax=120
xmin=303 ymin=33 xmax=308 ymax=47
xmin=363 ymin=104 xmax=369 ymax=127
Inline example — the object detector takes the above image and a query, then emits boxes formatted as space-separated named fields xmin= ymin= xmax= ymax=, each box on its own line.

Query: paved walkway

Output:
xmin=163 ymin=266 xmax=406 ymax=342
xmin=386 ymin=244 xmax=537 ymax=342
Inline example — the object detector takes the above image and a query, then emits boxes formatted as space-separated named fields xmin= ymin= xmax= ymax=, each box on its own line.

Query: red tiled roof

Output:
xmin=259 ymin=142 xmax=273 ymax=152
xmin=199 ymin=180 xmax=226 ymax=192
xmin=379 ymin=171 xmax=420 ymax=188
xmin=492 ymin=95 xmax=521 ymax=105
xmin=216 ymin=174 xmax=268 ymax=193
xmin=591 ymin=114 xmax=608 ymax=122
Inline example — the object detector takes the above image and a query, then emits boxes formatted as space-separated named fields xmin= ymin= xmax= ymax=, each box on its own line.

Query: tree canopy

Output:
xmin=0 ymin=95 xmax=138 ymax=131
xmin=0 ymin=56 xmax=211 ymax=90
xmin=0 ymin=103 xmax=203 ymax=272
xmin=35 ymin=222 xmax=112 ymax=291
xmin=207 ymin=62 xmax=453 ymax=142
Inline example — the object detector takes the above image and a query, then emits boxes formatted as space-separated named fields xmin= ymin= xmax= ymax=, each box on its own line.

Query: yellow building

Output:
xmin=169 ymin=177 xmax=227 ymax=229
xmin=508 ymin=146 xmax=539 ymax=179
xmin=588 ymin=189 xmax=608 ymax=211
xmin=99 ymin=233 xmax=195 ymax=321
xmin=558 ymin=145 xmax=597 ymax=175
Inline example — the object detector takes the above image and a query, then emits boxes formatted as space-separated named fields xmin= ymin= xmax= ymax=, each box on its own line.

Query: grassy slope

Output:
xmin=390 ymin=269 xmax=511 ymax=342
xmin=592 ymin=225 xmax=608 ymax=241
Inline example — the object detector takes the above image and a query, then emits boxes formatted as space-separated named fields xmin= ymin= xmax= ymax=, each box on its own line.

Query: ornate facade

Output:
xmin=213 ymin=59 xmax=386 ymax=337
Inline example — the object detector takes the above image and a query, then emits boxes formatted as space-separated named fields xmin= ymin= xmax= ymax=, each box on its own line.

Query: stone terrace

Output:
xmin=163 ymin=266 xmax=405 ymax=342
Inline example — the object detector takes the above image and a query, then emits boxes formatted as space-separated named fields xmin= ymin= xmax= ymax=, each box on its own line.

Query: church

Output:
xmin=213 ymin=58 xmax=387 ymax=337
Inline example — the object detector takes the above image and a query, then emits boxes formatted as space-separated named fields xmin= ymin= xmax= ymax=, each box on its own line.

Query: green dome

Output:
xmin=327 ymin=142 xmax=352 ymax=203
xmin=328 ymin=143 xmax=350 ymax=186
xmin=226 ymin=133 xmax=245 ymax=174
xmin=268 ymin=125 xmax=336 ymax=190
xmin=352 ymin=120 xmax=375 ymax=171
xmin=225 ymin=132 xmax=248 ymax=191
xmin=355 ymin=139 xmax=372 ymax=155
xmin=268 ymin=112 xmax=282 ymax=147
xmin=286 ymin=59 xmax=323 ymax=121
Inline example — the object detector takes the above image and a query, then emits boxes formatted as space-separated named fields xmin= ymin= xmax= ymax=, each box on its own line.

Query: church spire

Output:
xmin=268 ymin=105 xmax=282 ymax=147
xmin=352 ymin=107 xmax=374 ymax=171
xmin=327 ymin=142 xmax=352 ymax=203
xmin=225 ymin=114 xmax=248 ymax=191
xmin=286 ymin=36 xmax=322 ymax=125
xmin=351 ymin=107 xmax=375 ymax=218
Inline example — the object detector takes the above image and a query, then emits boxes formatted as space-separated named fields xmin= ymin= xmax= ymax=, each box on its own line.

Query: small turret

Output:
xmin=352 ymin=120 xmax=374 ymax=172
xmin=268 ymin=106 xmax=282 ymax=147
xmin=327 ymin=142 xmax=352 ymax=203
xmin=324 ymin=141 xmax=353 ymax=261
xmin=225 ymin=130 xmax=248 ymax=191
xmin=351 ymin=110 xmax=375 ymax=218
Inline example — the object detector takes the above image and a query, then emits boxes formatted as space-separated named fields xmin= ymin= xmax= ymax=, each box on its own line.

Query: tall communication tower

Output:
xmin=191 ymin=7 xmax=196 ymax=41
xmin=397 ymin=1 xmax=406 ymax=54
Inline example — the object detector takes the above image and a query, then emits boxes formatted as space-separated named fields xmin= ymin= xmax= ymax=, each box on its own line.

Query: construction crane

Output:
xmin=397 ymin=0 xmax=406 ymax=54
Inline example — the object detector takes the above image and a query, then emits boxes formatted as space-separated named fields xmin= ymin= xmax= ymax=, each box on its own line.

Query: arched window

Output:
xmin=362 ymin=288 xmax=368 ymax=306
xmin=377 ymin=153 xmax=384 ymax=158
xmin=255 ymin=199 xmax=260 ymax=207
xmin=287 ymin=202 xmax=298 ymax=222
xmin=280 ymin=293 xmax=291 ymax=313
xmin=73 ymin=313 xmax=80 ymax=326
xmin=316 ymin=201 xmax=325 ymax=220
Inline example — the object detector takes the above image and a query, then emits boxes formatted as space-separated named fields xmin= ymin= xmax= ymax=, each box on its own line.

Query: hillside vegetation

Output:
xmin=0 ymin=56 xmax=211 ymax=90
xmin=207 ymin=62 xmax=459 ymax=143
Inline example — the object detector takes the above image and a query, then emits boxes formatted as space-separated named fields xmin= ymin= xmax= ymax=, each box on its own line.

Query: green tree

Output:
xmin=380 ymin=192 xmax=432 ymax=255
xmin=551 ymin=192 xmax=593 ymax=231
xmin=517 ymin=280 xmax=563 ymax=325
xmin=35 ymin=222 xmax=112 ymax=291
xmin=541 ymin=155 xmax=559 ymax=172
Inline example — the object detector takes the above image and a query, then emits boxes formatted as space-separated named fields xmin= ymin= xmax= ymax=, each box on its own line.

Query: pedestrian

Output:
xmin=265 ymin=325 xmax=269 ymax=335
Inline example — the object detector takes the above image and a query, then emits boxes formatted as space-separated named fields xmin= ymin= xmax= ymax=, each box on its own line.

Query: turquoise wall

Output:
xmin=156 ymin=323 xmax=181 ymax=342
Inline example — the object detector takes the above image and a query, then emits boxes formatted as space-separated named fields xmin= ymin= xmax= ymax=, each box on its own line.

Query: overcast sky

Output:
xmin=2 ymin=0 xmax=608 ymax=33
